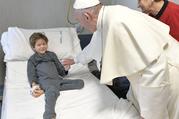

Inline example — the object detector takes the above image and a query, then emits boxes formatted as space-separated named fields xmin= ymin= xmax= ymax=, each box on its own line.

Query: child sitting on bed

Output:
xmin=27 ymin=32 xmax=84 ymax=119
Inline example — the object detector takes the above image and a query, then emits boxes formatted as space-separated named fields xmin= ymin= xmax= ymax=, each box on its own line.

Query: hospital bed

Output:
xmin=0 ymin=27 xmax=140 ymax=119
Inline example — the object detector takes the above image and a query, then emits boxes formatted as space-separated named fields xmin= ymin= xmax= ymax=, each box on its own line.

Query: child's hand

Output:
xmin=64 ymin=65 xmax=71 ymax=71
xmin=31 ymin=85 xmax=44 ymax=98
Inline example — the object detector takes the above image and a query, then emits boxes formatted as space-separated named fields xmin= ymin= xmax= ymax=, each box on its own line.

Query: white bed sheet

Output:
xmin=1 ymin=61 xmax=139 ymax=119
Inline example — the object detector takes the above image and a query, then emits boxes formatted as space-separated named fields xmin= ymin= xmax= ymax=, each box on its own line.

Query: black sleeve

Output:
xmin=27 ymin=59 xmax=39 ymax=87
xmin=51 ymin=52 xmax=68 ymax=77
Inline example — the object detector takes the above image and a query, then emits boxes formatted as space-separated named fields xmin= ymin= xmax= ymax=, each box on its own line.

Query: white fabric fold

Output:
xmin=99 ymin=5 xmax=169 ymax=84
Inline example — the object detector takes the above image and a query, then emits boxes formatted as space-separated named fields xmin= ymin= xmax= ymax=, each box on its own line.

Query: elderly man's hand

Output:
xmin=62 ymin=58 xmax=75 ymax=65
xmin=31 ymin=85 xmax=44 ymax=98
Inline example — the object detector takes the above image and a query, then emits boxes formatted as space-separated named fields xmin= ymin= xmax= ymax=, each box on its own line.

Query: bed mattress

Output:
xmin=1 ymin=61 xmax=139 ymax=119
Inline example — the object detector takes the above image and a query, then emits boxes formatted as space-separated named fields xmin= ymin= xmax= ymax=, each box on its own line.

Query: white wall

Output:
xmin=111 ymin=0 xmax=139 ymax=10
xmin=111 ymin=0 xmax=179 ymax=10
xmin=0 ymin=0 xmax=73 ymax=34
xmin=0 ymin=0 xmax=111 ymax=35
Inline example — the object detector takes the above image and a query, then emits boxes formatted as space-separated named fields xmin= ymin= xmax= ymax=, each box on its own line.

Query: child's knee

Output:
xmin=45 ymin=86 xmax=59 ymax=95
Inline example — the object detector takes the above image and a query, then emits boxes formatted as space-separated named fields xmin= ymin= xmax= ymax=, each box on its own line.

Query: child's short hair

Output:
xmin=29 ymin=32 xmax=48 ymax=48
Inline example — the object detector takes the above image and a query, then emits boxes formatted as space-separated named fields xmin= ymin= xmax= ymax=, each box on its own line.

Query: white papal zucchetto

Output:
xmin=73 ymin=0 xmax=100 ymax=9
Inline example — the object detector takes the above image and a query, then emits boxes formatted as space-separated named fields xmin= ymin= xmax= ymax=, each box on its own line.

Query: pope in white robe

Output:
xmin=73 ymin=0 xmax=179 ymax=119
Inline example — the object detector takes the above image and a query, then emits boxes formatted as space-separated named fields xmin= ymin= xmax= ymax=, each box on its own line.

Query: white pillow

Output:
xmin=1 ymin=32 xmax=8 ymax=55
xmin=1 ymin=27 xmax=81 ymax=61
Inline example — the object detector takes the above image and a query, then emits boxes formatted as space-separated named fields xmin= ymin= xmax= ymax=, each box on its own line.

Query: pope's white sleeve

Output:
xmin=74 ymin=31 xmax=101 ymax=65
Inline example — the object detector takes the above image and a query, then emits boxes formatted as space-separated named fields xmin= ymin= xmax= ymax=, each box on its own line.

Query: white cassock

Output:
xmin=96 ymin=5 xmax=179 ymax=119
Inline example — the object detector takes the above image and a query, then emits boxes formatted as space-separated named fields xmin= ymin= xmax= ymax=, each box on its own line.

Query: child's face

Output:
xmin=33 ymin=38 xmax=48 ymax=54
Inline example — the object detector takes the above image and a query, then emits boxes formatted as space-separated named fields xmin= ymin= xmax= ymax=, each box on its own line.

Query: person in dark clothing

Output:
xmin=27 ymin=32 xmax=84 ymax=119
xmin=88 ymin=60 xmax=129 ymax=99
xmin=138 ymin=0 xmax=179 ymax=41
